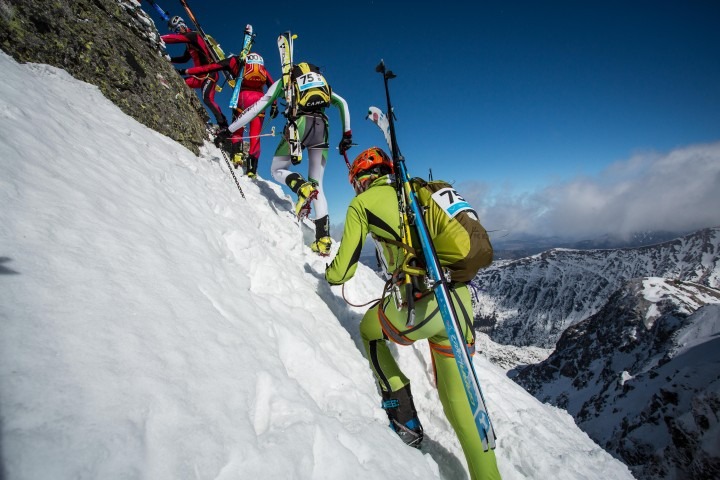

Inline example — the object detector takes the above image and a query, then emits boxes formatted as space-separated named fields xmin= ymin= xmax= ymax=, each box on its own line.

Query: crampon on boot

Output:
xmin=246 ymin=154 xmax=259 ymax=178
xmin=294 ymin=181 xmax=318 ymax=220
xmin=382 ymin=384 xmax=424 ymax=448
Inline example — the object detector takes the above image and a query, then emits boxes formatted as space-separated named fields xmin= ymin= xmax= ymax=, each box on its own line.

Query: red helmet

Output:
xmin=349 ymin=147 xmax=393 ymax=192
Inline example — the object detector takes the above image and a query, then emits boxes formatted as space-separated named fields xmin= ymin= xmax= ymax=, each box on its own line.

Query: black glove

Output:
xmin=176 ymin=68 xmax=187 ymax=76
xmin=338 ymin=130 xmax=353 ymax=154
xmin=214 ymin=127 xmax=230 ymax=148
xmin=270 ymin=103 xmax=279 ymax=120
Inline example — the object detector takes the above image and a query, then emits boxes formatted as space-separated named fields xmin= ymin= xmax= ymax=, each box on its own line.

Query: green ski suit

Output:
xmin=325 ymin=176 xmax=501 ymax=480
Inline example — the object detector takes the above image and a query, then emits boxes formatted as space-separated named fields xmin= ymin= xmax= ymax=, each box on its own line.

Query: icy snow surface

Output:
xmin=0 ymin=51 xmax=634 ymax=480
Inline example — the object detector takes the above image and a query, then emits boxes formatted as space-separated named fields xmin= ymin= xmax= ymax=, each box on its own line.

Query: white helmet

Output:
xmin=168 ymin=16 xmax=186 ymax=32
xmin=246 ymin=53 xmax=264 ymax=65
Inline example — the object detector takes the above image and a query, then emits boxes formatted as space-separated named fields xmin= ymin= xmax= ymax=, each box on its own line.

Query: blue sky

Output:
xmin=148 ymin=0 xmax=720 ymax=240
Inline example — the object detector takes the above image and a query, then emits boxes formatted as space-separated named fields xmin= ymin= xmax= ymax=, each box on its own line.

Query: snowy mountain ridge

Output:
xmin=514 ymin=277 xmax=720 ymax=479
xmin=472 ymin=227 xmax=720 ymax=347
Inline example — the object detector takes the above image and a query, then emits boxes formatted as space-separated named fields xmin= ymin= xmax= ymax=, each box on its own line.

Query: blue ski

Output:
xmin=229 ymin=24 xmax=255 ymax=109
xmin=144 ymin=0 xmax=170 ymax=22
xmin=371 ymin=65 xmax=497 ymax=451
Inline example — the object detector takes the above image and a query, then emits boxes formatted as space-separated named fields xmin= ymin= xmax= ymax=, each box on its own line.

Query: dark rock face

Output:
xmin=0 ymin=0 xmax=208 ymax=153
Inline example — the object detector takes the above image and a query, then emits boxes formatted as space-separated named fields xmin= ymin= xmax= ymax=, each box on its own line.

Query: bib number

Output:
xmin=431 ymin=187 xmax=474 ymax=219
xmin=296 ymin=72 xmax=327 ymax=91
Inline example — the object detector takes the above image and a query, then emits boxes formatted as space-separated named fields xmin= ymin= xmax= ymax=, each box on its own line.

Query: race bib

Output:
xmin=431 ymin=187 xmax=474 ymax=219
xmin=296 ymin=72 xmax=328 ymax=91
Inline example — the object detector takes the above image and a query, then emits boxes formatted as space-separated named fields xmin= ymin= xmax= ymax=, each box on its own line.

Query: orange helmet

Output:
xmin=349 ymin=147 xmax=393 ymax=192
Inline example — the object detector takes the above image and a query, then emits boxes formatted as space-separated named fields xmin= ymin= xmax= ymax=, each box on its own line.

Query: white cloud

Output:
xmin=462 ymin=142 xmax=720 ymax=240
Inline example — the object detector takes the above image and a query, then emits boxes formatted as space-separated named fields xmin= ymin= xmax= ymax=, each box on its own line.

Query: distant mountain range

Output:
xmin=491 ymin=230 xmax=695 ymax=260
xmin=514 ymin=278 xmax=720 ymax=479
xmin=472 ymin=227 xmax=720 ymax=479
xmin=472 ymin=227 xmax=720 ymax=348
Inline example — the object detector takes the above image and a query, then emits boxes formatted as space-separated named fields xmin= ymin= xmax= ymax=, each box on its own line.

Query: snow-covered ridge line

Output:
xmin=515 ymin=277 xmax=720 ymax=479
xmin=473 ymin=227 xmax=720 ymax=347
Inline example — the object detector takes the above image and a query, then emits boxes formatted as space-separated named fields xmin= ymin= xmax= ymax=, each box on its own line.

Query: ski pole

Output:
xmin=376 ymin=59 xmax=419 ymax=326
xmin=234 ymin=126 xmax=276 ymax=141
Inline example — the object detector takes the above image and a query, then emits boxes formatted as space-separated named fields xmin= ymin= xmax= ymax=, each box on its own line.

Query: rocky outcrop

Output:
xmin=0 ymin=0 xmax=207 ymax=153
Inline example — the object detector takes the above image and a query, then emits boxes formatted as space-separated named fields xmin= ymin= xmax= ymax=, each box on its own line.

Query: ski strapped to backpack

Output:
xmin=176 ymin=0 xmax=235 ymax=88
xmin=367 ymin=107 xmax=493 ymax=282
xmin=373 ymin=60 xmax=497 ymax=451
xmin=228 ymin=24 xmax=256 ymax=110
xmin=277 ymin=31 xmax=302 ymax=164
xmin=367 ymin=106 xmax=392 ymax=153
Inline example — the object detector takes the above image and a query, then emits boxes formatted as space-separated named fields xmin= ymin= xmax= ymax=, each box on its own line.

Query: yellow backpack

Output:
xmin=291 ymin=62 xmax=332 ymax=112
xmin=411 ymin=178 xmax=493 ymax=282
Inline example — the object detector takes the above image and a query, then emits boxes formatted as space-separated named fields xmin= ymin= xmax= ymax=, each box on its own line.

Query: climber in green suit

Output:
xmin=325 ymin=147 xmax=501 ymax=480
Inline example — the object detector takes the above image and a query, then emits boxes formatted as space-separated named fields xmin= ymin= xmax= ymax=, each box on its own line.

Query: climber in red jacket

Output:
xmin=184 ymin=52 xmax=277 ymax=177
xmin=161 ymin=16 xmax=228 ymax=128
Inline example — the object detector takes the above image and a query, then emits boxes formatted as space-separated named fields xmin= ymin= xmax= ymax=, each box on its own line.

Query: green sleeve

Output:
xmin=325 ymin=199 xmax=368 ymax=285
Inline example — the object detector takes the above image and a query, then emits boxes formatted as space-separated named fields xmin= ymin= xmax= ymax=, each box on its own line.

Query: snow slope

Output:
xmin=0 ymin=51 xmax=633 ymax=480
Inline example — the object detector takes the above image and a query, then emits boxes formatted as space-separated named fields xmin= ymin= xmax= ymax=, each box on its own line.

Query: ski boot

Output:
xmin=246 ymin=154 xmax=258 ymax=179
xmin=382 ymin=384 xmax=424 ymax=448
xmin=311 ymin=215 xmax=332 ymax=255
xmin=231 ymin=152 xmax=245 ymax=169
xmin=287 ymin=173 xmax=319 ymax=219
xmin=311 ymin=236 xmax=332 ymax=256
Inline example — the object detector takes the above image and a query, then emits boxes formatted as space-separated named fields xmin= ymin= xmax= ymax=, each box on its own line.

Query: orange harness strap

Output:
xmin=378 ymin=305 xmax=414 ymax=346
xmin=429 ymin=341 xmax=476 ymax=358
xmin=428 ymin=341 xmax=476 ymax=388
